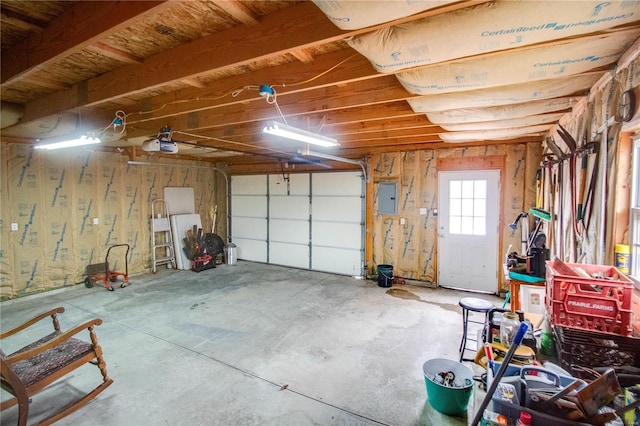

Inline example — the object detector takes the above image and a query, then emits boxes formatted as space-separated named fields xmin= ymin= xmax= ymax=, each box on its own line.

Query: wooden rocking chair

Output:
xmin=0 ymin=307 xmax=113 ymax=426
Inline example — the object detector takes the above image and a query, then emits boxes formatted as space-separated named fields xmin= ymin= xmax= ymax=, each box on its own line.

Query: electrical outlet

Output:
xmin=400 ymin=218 xmax=406 ymax=225
xmin=93 ymin=218 xmax=99 ymax=225
xmin=11 ymin=223 xmax=18 ymax=231
xmin=419 ymin=208 xmax=427 ymax=215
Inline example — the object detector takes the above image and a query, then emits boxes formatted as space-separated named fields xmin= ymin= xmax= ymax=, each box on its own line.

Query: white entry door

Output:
xmin=438 ymin=170 xmax=500 ymax=293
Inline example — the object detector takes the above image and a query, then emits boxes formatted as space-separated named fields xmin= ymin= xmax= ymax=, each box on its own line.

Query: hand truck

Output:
xmin=84 ymin=244 xmax=130 ymax=291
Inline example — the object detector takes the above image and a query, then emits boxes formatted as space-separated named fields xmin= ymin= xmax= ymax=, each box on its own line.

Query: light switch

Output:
xmin=93 ymin=218 xmax=99 ymax=225
xmin=419 ymin=208 xmax=427 ymax=215
xmin=11 ymin=223 xmax=18 ymax=231
xmin=400 ymin=218 xmax=406 ymax=225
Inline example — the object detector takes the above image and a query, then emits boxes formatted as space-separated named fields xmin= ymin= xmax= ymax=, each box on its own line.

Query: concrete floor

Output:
xmin=1 ymin=261 xmax=503 ymax=426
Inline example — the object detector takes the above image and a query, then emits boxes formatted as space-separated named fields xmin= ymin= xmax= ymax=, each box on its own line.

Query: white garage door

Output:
xmin=230 ymin=175 xmax=268 ymax=262
xmin=269 ymin=173 xmax=310 ymax=269
xmin=310 ymin=172 xmax=363 ymax=275
xmin=230 ymin=171 xmax=364 ymax=276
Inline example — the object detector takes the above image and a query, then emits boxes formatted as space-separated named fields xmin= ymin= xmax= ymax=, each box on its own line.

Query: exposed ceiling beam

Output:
xmin=114 ymin=49 xmax=374 ymax=126
xmin=0 ymin=12 xmax=44 ymax=32
xmin=216 ymin=0 xmax=260 ymax=25
xmin=86 ymin=42 xmax=142 ymax=64
xmin=17 ymin=0 xmax=487 ymax=125
xmin=1 ymin=1 xmax=172 ymax=84
xmin=21 ymin=2 xmax=347 ymax=121
xmin=120 ymin=75 xmax=417 ymax=139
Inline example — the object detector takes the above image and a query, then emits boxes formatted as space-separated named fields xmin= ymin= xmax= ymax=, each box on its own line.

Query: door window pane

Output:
xmin=448 ymin=179 xmax=487 ymax=235
xmin=450 ymin=180 xmax=461 ymax=198
xmin=450 ymin=198 xmax=462 ymax=216
xmin=461 ymin=180 xmax=474 ymax=198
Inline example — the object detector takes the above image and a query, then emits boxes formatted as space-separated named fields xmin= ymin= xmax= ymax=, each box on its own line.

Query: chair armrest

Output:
xmin=0 ymin=307 xmax=65 ymax=339
xmin=2 ymin=318 xmax=104 ymax=365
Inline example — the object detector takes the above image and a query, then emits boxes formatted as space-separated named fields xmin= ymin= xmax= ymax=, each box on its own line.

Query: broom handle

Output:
xmin=470 ymin=322 xmax=529 ymax=426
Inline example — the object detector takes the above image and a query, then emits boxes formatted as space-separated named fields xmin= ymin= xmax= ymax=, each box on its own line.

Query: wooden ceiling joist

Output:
xmin=1 ymin=1 xmax=172 ymax=85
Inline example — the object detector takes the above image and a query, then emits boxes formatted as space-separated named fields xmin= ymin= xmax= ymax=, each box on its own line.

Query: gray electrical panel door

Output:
xmin=378 ymin=182 xmax=397 ymax=214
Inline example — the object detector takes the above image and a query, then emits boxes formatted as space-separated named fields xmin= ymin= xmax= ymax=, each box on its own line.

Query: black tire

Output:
xmin=108 ymin=286 xmax=115 ymax=292
xmin=121 ymin=283 xmax=127 ymax=288
xmin=84 ymin=277 xmax=94 ymax=288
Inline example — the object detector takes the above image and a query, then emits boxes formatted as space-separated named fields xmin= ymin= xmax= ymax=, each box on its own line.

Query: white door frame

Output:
xmin=438 ymin=169 xmax=500 ymax=292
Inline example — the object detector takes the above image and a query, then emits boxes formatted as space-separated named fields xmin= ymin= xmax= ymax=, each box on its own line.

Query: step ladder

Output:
xmin=151 ymin=199 xmax=176 ymax=273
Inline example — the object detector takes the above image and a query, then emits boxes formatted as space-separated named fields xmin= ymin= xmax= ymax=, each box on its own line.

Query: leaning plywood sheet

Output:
xmin=348 ymin=1 xmax=640 ymax=73
xmin=439 ymin=124 xmax=552 ymax=143
xmin=439 ymin=112 xmax=565 ymax=132
xmin=170 ymin=213 xmax=202 ymax=270
xmin=409 ymin=72 xmax=602 ymax=112
xmin=426 ymin=97 xmax=577 ymax=124
xmin=397 ymin=30 xmax=639 ymax=95
xmin=311 ymin=0 xmax=458 ymax=30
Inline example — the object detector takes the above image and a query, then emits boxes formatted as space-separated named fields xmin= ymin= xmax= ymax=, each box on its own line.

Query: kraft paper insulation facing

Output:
xmin=372 ymin=143 xmax=533 ymax=288
xmin=0 ymin=146 xmax=226 ymax=299
xmin=345 ymin=1 xmax=639 ymax=74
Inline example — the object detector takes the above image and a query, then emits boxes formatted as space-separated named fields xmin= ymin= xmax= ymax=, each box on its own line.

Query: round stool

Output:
xmin=458 ymin=297 xmax=494 ymax=362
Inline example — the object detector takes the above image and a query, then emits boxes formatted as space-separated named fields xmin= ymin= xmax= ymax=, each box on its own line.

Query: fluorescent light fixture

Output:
xmin=263 ymin=121 xmax=339 ymax=148
xmin=34 ymin=135 xmax=101 ymax=150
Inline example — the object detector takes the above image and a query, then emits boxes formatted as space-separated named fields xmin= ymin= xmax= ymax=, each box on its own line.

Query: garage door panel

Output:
xmin=312 ymin=197 xmax=361 ymax=221
xmin=234 ymin=238 xmax=267 ymax=263
xmin=312 ymin=222 xmax=361 ymax=249
xmin=232 ymin=196 xmax=267 ymax=217
xmin=270 ymin=219 xmax=309 ymax=244
xmin=270 ymin=242 xmax=309 ymax=269
xmin=312 ymin=246 xmax=361 ymax=275
xmin=232 ymin=217 xmax=267 ymax=240
xmin=312 ymin=172 xmax=362 ymax=195
xmin=269 ymin=196 xmax=309 ymax=220
xmin=269 ymin=173 xmax=309 ymax=195
xmin=232 ymin=175 xmax=267 ymax=194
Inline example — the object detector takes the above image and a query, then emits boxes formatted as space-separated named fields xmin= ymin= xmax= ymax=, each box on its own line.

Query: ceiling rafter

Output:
xmin=86 ymin=42 xmax=142 ymax=65
xmin=216 ymin=0 xmax=260 ymax=25
xmin=18 ymin=0 xmax=487 ymax=125
xmin=3 ymin=0 xmax=636 ymax=169
xmin=1 ymin=1 xmax=172 ymax=85
xmin=0 ymin=12 xmax=44 ymax=32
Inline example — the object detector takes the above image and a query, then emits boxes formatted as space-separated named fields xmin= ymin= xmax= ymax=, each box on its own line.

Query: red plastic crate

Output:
xmin=546 ymin=260 xmax=634 ymax=336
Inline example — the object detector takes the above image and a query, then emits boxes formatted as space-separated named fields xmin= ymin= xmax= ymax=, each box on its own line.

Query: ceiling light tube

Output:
xmin=34 ymin=135 xmax=101 ymax=150
xmin=263 ymin=121 xmax=339 ymax=148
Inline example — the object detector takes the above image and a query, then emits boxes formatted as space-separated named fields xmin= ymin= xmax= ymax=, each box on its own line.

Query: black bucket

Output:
xmin=377 ymin=264 xmax=393 ymax=287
